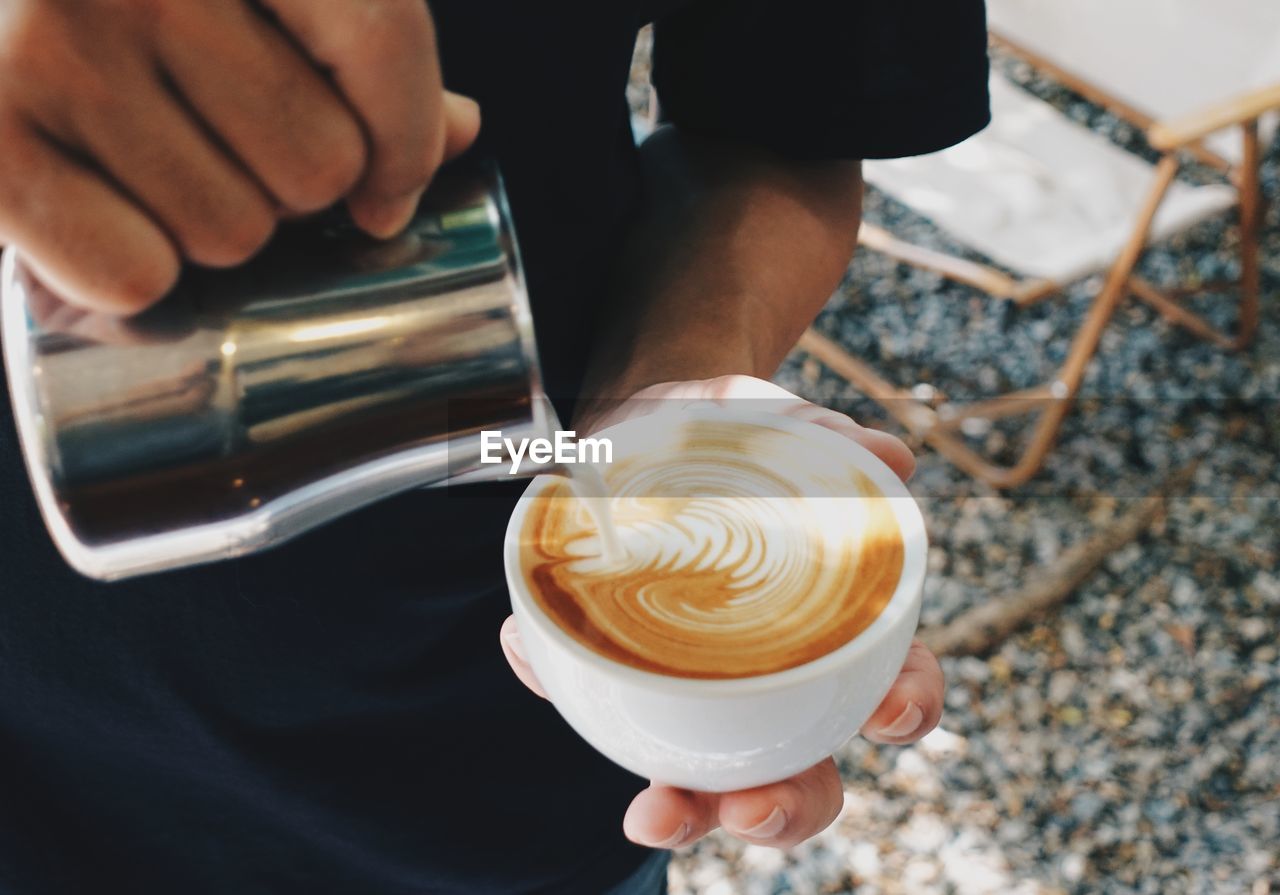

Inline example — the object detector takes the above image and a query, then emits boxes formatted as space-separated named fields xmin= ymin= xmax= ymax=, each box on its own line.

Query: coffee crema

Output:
xmin=519 ymin=419 xmax=905 ymax=679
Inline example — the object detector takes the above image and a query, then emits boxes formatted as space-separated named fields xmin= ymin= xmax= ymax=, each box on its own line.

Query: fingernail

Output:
xmin=651 ymin=822 xmax=690 ymax=850
xmin=876 ymin=701 xmax=923 ymax=739
xmin=739 ymin=806 xmax=788 ymax=840
xmin=503 ymin=629 xmax=527 ymax=664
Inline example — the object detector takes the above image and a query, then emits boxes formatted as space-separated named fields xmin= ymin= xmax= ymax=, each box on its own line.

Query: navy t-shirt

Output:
xmin=0 ymin=2 xmax=988 ymax=892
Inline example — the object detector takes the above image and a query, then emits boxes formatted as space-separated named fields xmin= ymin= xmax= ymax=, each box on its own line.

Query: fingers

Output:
xmin=783 ymin=402 xmax=916 ymax=482
xmin=717 ymin=759 xmax=844 ymax=849
xmin=498 ymin=615 xmax=548 ymax=699
xmin=0 ymin=119 xmax=179 ymax=313
xmin=18 ymin=260 xmax=183 ymax=346
xmin=623 ymin=785 xmax=719 ymax=850
xmin=259 ymin=0 xmax=479 ymax=237
xmin=54 ymin=68 xmax=277 ymax=269
xmin=860 ymin=640 xmax=945 ymax=745
xmin=625 ymin=762 xmax=846 ymax=851
xmin=155 ymin=2 xmax=367 ymax=218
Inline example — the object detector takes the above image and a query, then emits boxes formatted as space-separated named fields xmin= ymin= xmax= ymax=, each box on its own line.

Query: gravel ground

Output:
xmin=653 ymin=49 xmax=1280 ymax=895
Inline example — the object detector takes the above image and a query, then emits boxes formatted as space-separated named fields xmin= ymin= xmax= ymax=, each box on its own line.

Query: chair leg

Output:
xmin=914 ymin=226 xmax=1139 ymax=489
xmin=1237 ymin=120 xmax=1262 ymax=348
xmin=798 ymin=327 xmax=1062 ymax=488
xmin=1129 ymin=277 xmax=1237 ymax=350
xmin=800 ymin=156 xmax=1183 ymax=488
xmin=1128 ymin=121 xmax=1262 ymax=352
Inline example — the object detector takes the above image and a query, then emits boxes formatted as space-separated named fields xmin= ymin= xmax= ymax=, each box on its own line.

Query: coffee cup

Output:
xmin=503 ymin=405 xmax=927 ymax=792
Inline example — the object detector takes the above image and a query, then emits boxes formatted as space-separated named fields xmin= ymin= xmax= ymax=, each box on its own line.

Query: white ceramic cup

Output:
xmin=503 ymin=407 xmax=928 ymax=792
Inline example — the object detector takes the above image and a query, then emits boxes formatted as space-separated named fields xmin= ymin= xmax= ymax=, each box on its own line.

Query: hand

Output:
xmin=500 ymin=375 xmax=943 ymax=850
xmin=0 ymin=0 xmax=480 ymax=314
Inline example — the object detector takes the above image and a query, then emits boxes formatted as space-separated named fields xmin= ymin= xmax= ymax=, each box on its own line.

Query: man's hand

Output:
xmin=500 ymin=375 xmax=944 ymax=850
xmin=0 ymin=0 xmax=480 ymax=314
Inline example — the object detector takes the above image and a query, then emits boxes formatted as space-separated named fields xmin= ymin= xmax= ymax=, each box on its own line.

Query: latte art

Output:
xmin=520 ymin=420 xmax=905 ymax=679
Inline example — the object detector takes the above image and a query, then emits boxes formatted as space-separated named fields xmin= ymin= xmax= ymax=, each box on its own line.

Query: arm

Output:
xmin=583 ymin=126 xmax=862 ymax=400
xmin=503 ymin=127 xmax=940 ymax=851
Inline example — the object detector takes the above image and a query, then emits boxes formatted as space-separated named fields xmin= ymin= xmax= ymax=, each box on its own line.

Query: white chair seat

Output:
xmin=986 ymin=0 xmax=1280 ymax=164
xmin=863 ymin=73 xmax=1237 ymax=284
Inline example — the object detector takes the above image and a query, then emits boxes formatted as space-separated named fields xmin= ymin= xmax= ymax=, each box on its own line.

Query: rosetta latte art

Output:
xmin=520 ymin=419 xmax=905 ymax=679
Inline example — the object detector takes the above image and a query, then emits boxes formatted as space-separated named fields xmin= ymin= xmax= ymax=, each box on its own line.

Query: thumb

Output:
xmin=442 ymin=92 xmax=482 ymax=161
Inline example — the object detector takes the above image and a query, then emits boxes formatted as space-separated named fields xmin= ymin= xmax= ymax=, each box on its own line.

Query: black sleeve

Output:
xmin=651 ymin=0 xmax=991 ymax=160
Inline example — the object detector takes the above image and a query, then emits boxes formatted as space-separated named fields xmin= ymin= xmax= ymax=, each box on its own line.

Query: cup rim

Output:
xmin=504 ymin=405 xmax=928 ymax=696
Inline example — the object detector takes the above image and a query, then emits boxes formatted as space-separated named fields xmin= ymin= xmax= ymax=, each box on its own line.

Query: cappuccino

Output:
xmin=517 ymin=417 xmax=904 ymax=679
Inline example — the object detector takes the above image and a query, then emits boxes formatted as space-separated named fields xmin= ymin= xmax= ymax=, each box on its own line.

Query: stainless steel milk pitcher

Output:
xmin=1 ymin=163 xmax=553 ymax=581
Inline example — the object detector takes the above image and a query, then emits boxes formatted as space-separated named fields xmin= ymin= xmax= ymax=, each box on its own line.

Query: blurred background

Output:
xmin=628 ymin=12 xmax=1280 ymax=895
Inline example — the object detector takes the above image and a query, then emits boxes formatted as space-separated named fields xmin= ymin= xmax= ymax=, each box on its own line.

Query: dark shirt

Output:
xmin=0 ymin=2 xmax=988 ymax=892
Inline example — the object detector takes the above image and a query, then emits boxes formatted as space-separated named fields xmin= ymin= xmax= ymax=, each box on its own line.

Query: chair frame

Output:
xmin=801 ymin=32 xmax=1277 ymax=488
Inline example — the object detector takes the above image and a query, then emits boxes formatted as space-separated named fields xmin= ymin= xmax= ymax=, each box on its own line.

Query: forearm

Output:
xmin=583 ymin=126 xmax=862 ymax=399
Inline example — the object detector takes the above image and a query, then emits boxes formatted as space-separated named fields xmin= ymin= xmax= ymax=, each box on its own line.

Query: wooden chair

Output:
xmin=800 ymin=0 xmax=1280 ymax=488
